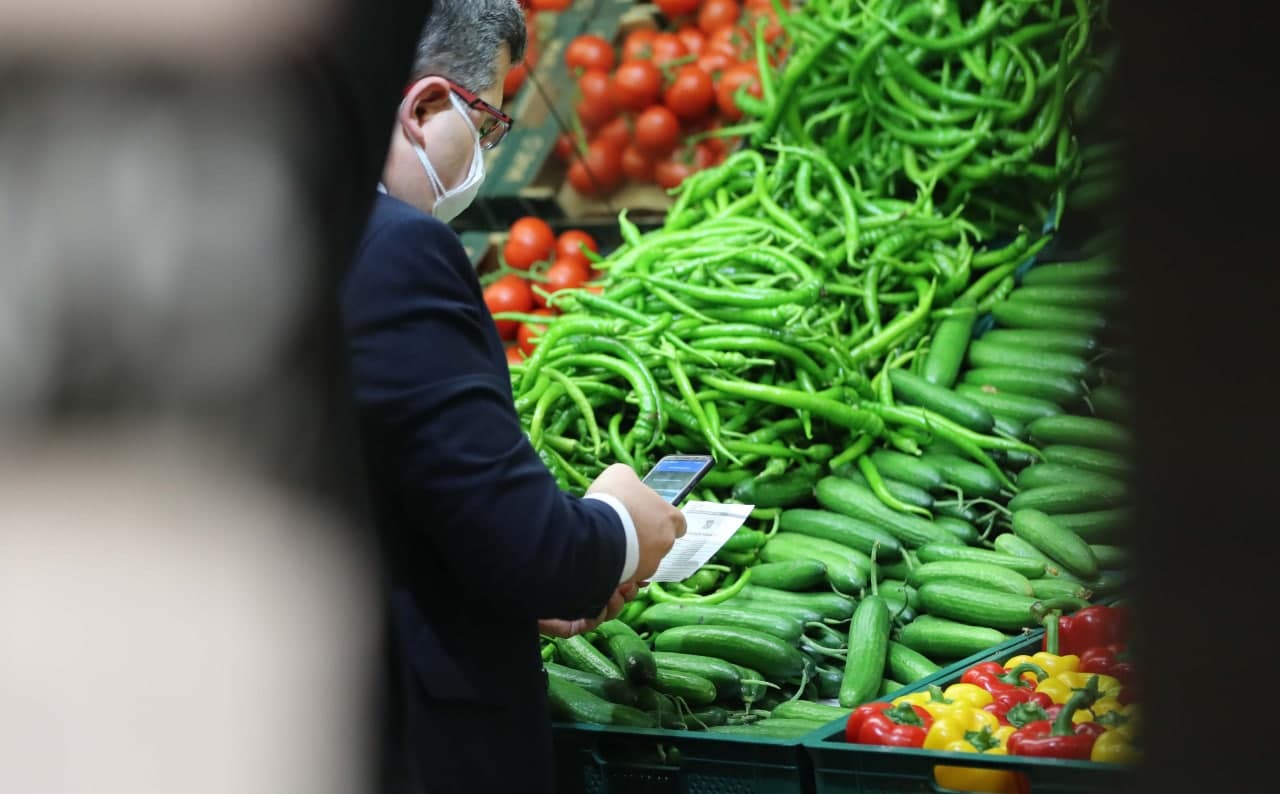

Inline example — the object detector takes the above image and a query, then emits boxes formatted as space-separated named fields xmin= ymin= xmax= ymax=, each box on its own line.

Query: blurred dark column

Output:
xmin=1118 ymin=2 xmax=1277 ymax=792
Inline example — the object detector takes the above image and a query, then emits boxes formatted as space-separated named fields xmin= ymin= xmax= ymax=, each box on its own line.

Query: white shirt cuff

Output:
xmin=583 ymin=493 xmax=639 ymax=584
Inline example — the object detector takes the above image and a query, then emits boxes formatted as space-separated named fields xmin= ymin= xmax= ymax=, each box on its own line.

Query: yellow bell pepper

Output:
xmin=896 ymin=683 xmax=994 ymax=718
xmin=1004 ymin=651 xmax=1079 ymax=685
xmin=1091 ymin=728 xmax=1140 ymax=764
xmin=929 ymin=717 xmax=1021 ymax=794
xmin=1036 ymin=671 xmax=1122 ymax=705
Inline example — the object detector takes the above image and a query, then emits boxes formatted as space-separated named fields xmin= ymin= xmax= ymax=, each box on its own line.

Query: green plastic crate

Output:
xmin=800 ymin=632 xmax=1138 ymax=794
xmin=552 ymin=720 xmax=815 ymax=794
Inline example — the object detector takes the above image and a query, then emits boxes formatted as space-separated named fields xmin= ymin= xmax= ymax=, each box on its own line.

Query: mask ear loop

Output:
xmin=402 ymin=93 xmax=449 ymax=199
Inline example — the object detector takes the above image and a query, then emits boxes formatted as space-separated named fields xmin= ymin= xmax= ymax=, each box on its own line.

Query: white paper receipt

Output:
xmin=647 ymin=501 xmax=756 ymax=582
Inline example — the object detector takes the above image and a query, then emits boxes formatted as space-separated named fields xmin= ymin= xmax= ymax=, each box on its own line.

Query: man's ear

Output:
xmin=397 ymin=77 xmax=452 ymax=146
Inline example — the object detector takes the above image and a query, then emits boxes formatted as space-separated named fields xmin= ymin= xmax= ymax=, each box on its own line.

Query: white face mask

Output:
xmin=410 ymin=92 xmax=486 ymax=223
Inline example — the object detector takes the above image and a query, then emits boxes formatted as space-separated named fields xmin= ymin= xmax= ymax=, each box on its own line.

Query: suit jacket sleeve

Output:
xmin=341 ymin=209 xmax=626 ymax=620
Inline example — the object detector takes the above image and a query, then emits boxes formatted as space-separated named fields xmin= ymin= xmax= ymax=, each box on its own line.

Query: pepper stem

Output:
xmin=1051 ymin=675 xmax=1102 ymax=736
xmin=1044 ymin=610 xmax=1061 ymax=655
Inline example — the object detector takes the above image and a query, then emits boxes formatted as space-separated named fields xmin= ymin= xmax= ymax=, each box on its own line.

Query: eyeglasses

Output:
xmin=446 ymin=80 xmax=513 ymax=150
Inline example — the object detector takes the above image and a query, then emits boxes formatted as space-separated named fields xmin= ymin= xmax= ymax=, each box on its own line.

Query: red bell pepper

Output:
xmin=985 ymin=689 xmax=1056 ymax=725
xmin=1079 ymin=643 xmax=1135 ymax=686
xmin=846 ymin=701 xmax=934 ymax=747
xmin=1044 ymin=604 xmax=1130 ymax=656
xmin=961 ymin=661 xmax=1047 ymax=695
xmin=1006 ymin=675 xmax=1106 ymax=759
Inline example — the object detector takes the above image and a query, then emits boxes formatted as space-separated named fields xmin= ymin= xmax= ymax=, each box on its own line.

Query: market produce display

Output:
xmin=478 ymin=0 xmax=1128 ymax=755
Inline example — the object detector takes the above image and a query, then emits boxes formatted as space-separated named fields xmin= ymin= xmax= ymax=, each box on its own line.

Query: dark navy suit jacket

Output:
xmin=341 ymin=193 xmax=626 ymax=790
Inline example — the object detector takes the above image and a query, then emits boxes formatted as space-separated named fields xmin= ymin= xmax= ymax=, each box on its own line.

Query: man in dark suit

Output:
xmin=338 ymin=2 xmax=688 ymax=792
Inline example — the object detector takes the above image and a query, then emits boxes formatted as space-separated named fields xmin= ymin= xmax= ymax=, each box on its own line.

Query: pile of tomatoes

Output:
xmin=481 ymin=216 xmax=604 ymax=365
xmin=555 ymin=0 xmax=788 ymax=196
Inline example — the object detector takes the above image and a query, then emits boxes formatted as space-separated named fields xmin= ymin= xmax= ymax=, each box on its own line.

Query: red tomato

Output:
xmin=621 ymin=143 xmax=656 ymax=182
xmin=483 ymin=274 xmax=534 ymax=338
xmin=594 ymin=115 xmax=633 ymax=153
xmin=706 ymin=25 xmax=749 ymax=60
xmin=505 ymin=345 xmax=526 ymax=366
xmin=566 ymin=138 xmax=624 ymax=196
xmin=529 ymin=0 xmax=570 ymax=10
xmin=715 ymin=61 xmax=762 ymax=121
xmin=555 ymin=230 xmax=600 ymax=268
xmin=503 ymin=216 xmax=556 ymax=270
xmin=692 ymin=139 xmax=722 ymax=169
xmin=664 ymin=65 xmax=715 ymax=121
xmin=575 ymin=69 xmax=617 ymax=128
xmin=654 ymin=0 xmax=700 ymax=18
xmin=633 ymin=105 xmax=682 ymax=157
xmin=695 ymin=50 xmax=734 ymax=78
xmin=621 ymin=27 xmax=657 ymax=62
xmin=565 ymin=34 xmax=616 ymax=73
xmin=611 ymin=60 xmax=663 ymax=112
xmin=649 ymin=33 xmax=689 ymax=70
xmin=698 ymin=0 xmax=741 ymax=35
xmin=676 ymin=26 xmax=707 ymax=55
xmin=503 ymin=61 xmax=527 ymax=99
xmin=533 ymin=258 xmax=590 ymax=308
xmin=516 ymin=308 xmax=556 ymax=357
xmin=654 ymin=157 xmax=694 ymax=190
xmin=744 ymin=0 xmax=785 ymax=10
xmin=554 ymin=132 xmax=578 ymax=162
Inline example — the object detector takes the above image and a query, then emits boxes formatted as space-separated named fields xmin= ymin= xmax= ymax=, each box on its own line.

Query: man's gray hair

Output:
xmin=410 ymin=0 xmax=527 ymax=92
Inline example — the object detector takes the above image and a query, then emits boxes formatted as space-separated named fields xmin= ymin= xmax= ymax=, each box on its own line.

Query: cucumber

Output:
xmin=991 ymin=300 xmax=1109 ymax=334
xmin=748 ymin=559 xmax=829 ymax=591
xmin=991 ymin=533 xmax=1080 ymax=580
xmin=922 ymin=303 xmax=978 ymax=387
xmin=877 ymin=578 xmax=921 ymax=610
xmin=761 ymin=532 xmax=871 ymax=594
xmin=770 ymin=700 xmax=853 ymax=723
xmin=1029 ymin=577 xmax=1094 ymax=600
xmin=919 ymin=453 xmax=1004 ymax=499
xmin=733 ymin=598 xmax=827 ymax=627
xmin=686 ymin=706 xmax=730 ymax=728
xmin=932 ymin=500 xmax=981 ymax=524
xmin=732 ymin=584 xmax=858 ymax=622
xmin=895 ymin=615 xmax=1010 ymax=659
xmin=875 ymin=555 xmax=916 ymax=582
xmin=779 ymin=508 xmax=905 ymax=560
xmin=653 ymin=667 xmax=718 ymax=706
xmin=840 ymin=594 xmax=891 ymax=707
xmin=967 ymin=339 xmax=1098 ymax=381
xmin=653 ymin=624 xmax=811 ymax=680
xmin=842 ymin=470 xmax=935 ymax=511
xmin=916 ymin=581 xmax=1042 ymax=631
xmin=907 ymin=561 xmax=1035 ymax=597
xmin=915 ymin=543 xmax=1047 ymax=578
xmin=815 ymin=477 xmax=961 ymax=548
xmin=1089 ymin=569 xmax=1129 ymax=598
xmin=1089 ymin=544 xmax=1128 ymax=569
xmin=885 ymin=640 xmax=943 ymax=684
xmin=1089 ymin=383 xmax=1131 ymax=422
xmin=554 ymin=635 xmax=624 ymax=681
xmin=880 ymin=678 xmax=908 ymax=697
xmin=638 ymin=688 xmax=685 ymax=728
xmin=980 ymin=328 xmax=1100 ymax=357
xmin=1020 ymin=257 xmax=1115 ymax=287
xmin=999 ymin=448 xmax=1039 ymax=471
xmin=869 ymin=449 xmax=946 ymax=492
xmin=708 ymin=719 xmax=829 ymax=738
xmin=933 ymin=516 xmax=981 ymax=546
xmin=732 ymin=664 xmax=769 ymax=702
xmin=1008 ymin=285 xmax=1124 ymax=310
xmin=1016 ymin=463 xmax=1127 ymax=491
xmin=1008 ymin=482 xmax=1128 ymax=513
xmin=1051 ymin=509 xmax=1131 ymax=543
xmin=1028 ymin=415 xmax=1133 ymax=452
xmin=547 ymin=676 xmax=658 ymax=727
xmin=721 ymin=527 xmax=768 ymax=553
xmin=1010 ymin=509 xmax=1099 ymax=579
xmin=545 ymin=662 xmax=641 ymax=707
xmin=992 ymin=414 xmax=1027 ymax=441
xmin=1041 ymin=445 xmax=1131 ymax=478
xmin=595 ymin=620 xmax=657 ymax=686
xmin=652 ymin=652 xmax=743 ymax=699
xmin=961 ymin=367 xmax=1085 ymax=406
xmin=732 ymin=462 xmax=823 ymax=508
xmin=889 ymin=368 xmax=996 ymax=433
xmin=954 ymin=385 xmax=1065 ymax=424
xmin=637 ymin=601 xmax=805 ymax=644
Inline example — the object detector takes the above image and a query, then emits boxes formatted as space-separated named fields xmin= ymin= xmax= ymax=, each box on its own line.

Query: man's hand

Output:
xmin=538 ymin=582 xmax=640 ymax=638
xmin=587 ymin=463 xmax=687 ymax=584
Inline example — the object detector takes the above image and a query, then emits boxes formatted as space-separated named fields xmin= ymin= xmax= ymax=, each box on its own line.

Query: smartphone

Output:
xmin=641 ymin=454 xmax=715 ymax=505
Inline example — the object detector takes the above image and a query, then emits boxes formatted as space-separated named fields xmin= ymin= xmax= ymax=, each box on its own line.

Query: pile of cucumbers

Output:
xmin=542 ymin=228 xmax=1134 ymax=737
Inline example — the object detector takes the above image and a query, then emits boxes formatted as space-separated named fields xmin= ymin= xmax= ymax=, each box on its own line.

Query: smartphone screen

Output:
xmin=641 ymin=455 xmax=715 ymax=505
